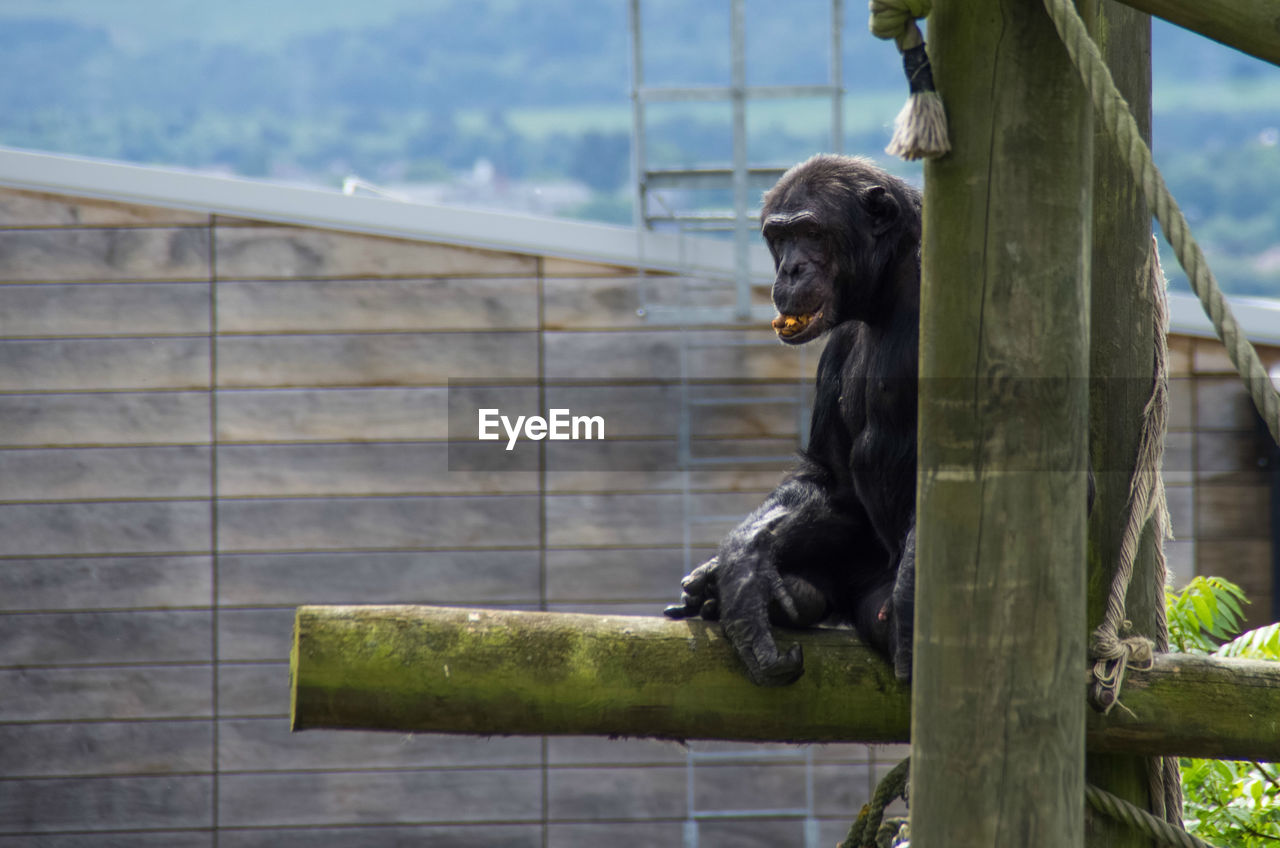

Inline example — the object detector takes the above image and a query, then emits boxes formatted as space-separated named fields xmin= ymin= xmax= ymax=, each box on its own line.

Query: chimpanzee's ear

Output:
xmin=863 ymin=185 xmax=900 ymax=235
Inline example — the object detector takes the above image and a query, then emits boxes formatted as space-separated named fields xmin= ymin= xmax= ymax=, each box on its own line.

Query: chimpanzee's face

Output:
xmin=763 ymin=210 xmax=837 ymax=346
xmin=761 ymin=156 xmax=909 ymax=340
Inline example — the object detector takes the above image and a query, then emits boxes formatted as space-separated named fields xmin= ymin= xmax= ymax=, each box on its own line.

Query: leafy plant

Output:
xmin=1182 ymin=758 xmax=1280 ymax=847
xmin=1167 ymin=577 xmax=1280 ymax=846
xmin=1215 ymin=622 xmax=1280 ymax=660
xmin=1166 ymin=576 xmax=1248 ymax=654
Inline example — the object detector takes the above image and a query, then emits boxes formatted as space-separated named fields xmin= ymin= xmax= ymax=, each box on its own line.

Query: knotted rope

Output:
xmin=868 ymin=0 xmax=950 ymax=160
xmin=1088 ymin=241 xmax=1170 ymax=717
xmin=1082 ymin=240 xmax=1184 ymax=825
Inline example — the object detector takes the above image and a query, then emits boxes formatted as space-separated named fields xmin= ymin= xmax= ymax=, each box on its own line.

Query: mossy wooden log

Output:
xmin=1085 ymin=653 xmax=1280 ymax=761
xmin=290 ymin=605 xmax=911 ymax=742
xmin=1112 ymin=0 xmax=1280 ymax=67
xmin=290 ymin=605 xmax=1280 ymax=761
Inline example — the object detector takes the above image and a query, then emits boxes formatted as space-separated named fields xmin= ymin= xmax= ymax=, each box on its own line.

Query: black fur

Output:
xmin=665 ymin=155 xmax=921 ymax=683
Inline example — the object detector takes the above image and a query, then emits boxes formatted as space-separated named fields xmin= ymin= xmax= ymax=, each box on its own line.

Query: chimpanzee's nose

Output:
xmin=781 ymin=260 xmax=807 ymax=281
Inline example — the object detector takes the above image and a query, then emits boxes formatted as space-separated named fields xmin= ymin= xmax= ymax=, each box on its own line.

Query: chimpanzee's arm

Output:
xmin=664 ymin=326 xmax=883 ymax=685
xmin=664 ymin=466 xmax=873 ymax=685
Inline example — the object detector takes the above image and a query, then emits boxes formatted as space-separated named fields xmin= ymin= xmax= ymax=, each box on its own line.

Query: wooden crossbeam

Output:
xmin=290 ymin=605 xmax=1280 ymax=761
xmin=1112 ymin=0 xmax=1280 ymax=67
xmin=290 ymin=605 xmax=909 ymax=744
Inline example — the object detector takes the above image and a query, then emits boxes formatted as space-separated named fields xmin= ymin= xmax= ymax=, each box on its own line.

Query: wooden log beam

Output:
xmin=291 ymin=605 xmax=910 ymax=743
xmin=915 ymin=0 xmax=1093 ymax=845
xmin=1085 ymin=652 xmax=1280 ymax=761
xmin=289 ymin=605 xmax=1280 ymax=761
xmin=1112 ymin=0 xmax=1280 ymax=67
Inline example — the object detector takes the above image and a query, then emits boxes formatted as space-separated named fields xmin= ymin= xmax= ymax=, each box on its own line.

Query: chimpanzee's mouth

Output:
xmin=772 ymin=311 xmax=822 ymax=339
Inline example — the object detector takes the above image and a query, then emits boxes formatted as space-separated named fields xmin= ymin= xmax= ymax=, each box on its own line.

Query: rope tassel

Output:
xmin=870 ymin=0 xmax=950 ymax=160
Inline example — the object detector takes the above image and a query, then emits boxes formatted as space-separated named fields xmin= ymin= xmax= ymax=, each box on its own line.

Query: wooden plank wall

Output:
xmin=1166 ymin=335 xmax=1197 ymax=589
xmin=1168 ymin=334 xmax=1279 ymax=631
xmin=0 ymin=186 xmax=903 ymax=847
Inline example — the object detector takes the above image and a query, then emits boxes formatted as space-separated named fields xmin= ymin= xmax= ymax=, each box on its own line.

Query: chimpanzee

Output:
xmin=665 ymin=154 xmax=921 ymax=684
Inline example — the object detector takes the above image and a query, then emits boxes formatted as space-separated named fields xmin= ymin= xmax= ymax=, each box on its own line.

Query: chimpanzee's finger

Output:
xmin=665 ymin=557 xmax=720 ymax=618
xmin=764 ymin=571 xmax=800 ymax=623
xmin=679 ymin=556 xmax=719 ymax=596
xmin=663 ymin=597 xmax=697 ymax=619
xmin=722 ymin=616 xmax=804 ymax=687
xmin=664 ymin=594 xmax=721 ymax=621
xmin=699 ymin=598 xmax=719 ymax=621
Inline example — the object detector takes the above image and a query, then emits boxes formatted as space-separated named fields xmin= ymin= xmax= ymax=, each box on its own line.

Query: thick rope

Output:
xmin=1087 ymin=785 xmax=1219 ymax=848
xmin=868 ymin=0 xmax=950 ymax=160
xmin=840 ymin=757 xmax=909 ymax=848
xmin=868 ymin=0 xmax=930 ymax=50
xmin=841 ymin=759 xmax=1204 ymax=847
xmin=1157 ymin=752 xmax=1184 ymax=831
xmin=1041 ymin=0 xmax=1280 ymax=445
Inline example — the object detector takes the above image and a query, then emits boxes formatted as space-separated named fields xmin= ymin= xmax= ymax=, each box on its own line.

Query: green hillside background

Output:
xmin=2 ymin=0 xmax=1277 ymax=295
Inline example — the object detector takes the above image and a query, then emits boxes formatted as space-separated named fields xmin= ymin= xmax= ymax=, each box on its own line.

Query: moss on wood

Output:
xmin=291 ymin=605 xmax=1280 ymax=761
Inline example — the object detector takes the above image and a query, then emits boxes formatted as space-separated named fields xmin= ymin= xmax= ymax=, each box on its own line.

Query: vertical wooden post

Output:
xmin=1084 ymin=3 xmax=1165 ymax=845
xmin=913 ymin=0 xmax=1093 ymax=845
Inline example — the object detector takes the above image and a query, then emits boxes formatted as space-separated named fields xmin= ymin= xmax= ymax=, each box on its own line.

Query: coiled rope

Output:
xmin=839 ymin=757 xmax=909 ymax=848
xmin=844 ymin=759 xmax=1216 ymax=848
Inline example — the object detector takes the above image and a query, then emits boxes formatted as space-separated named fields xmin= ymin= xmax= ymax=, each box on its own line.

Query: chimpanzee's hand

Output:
xmin=666 ymin=549 xmax=812 ymax=686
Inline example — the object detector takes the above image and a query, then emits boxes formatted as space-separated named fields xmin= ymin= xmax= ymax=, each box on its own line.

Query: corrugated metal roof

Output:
xmin=0 ymin=146 xmax=775 ymax=280
xmin=1170 ymin=292 xmax=1280 ymax=346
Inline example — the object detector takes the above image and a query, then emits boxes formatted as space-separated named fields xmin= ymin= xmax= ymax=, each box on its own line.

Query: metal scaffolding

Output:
xmin=629 ymin=0 xmax=844 ymax=320
xmin=628 ymin=4 xmax=846 ymax=846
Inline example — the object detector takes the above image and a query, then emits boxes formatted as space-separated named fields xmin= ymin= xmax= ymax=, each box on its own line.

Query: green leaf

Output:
xmin=1205 ymin=621 xmax=1232 ymax=641
xmin=1218 ymin=591 xmax=1246 ymax=621
xmin=1192 ymin=592 xmax=1216 ymax=630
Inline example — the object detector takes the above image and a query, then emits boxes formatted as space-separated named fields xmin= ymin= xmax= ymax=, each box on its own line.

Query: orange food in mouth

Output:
xmin=772 ymin=312 xmax=819 ymax=337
